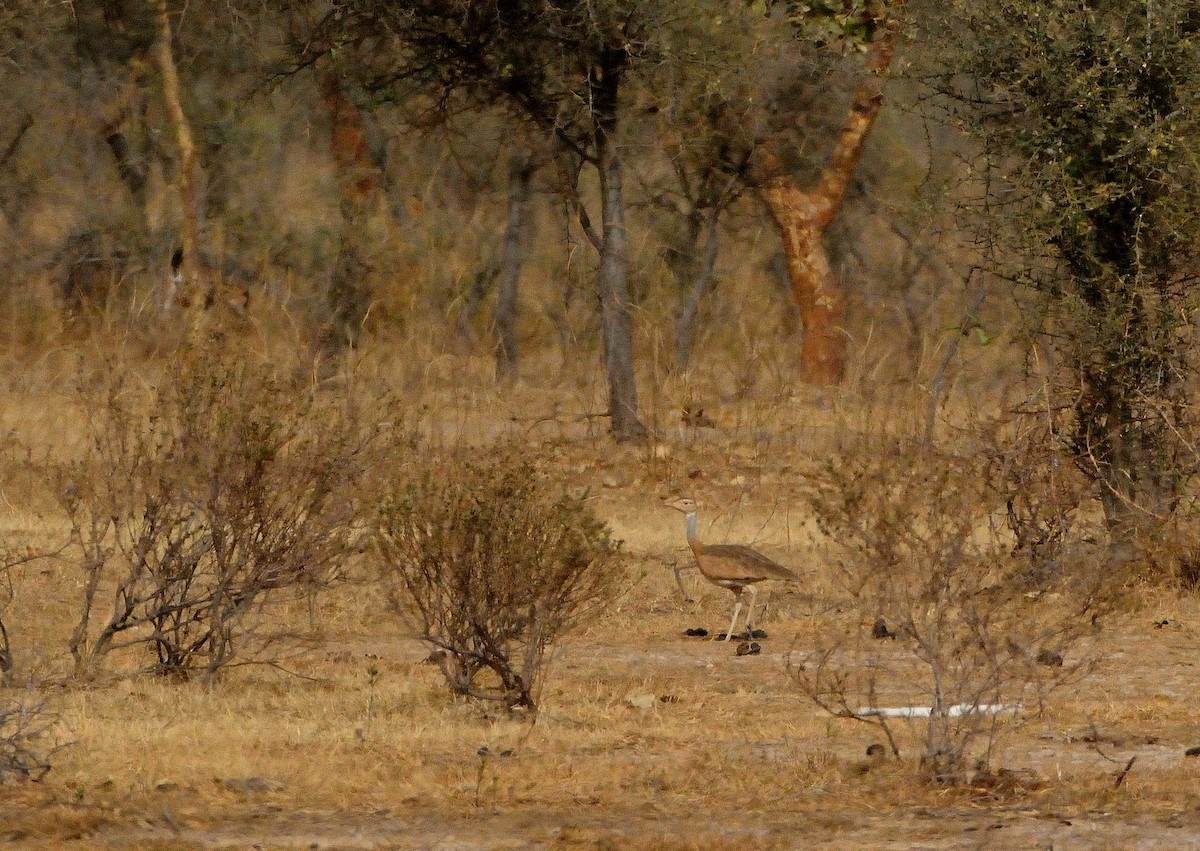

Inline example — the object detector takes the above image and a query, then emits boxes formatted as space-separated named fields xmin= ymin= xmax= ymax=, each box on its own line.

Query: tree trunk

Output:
xmin=675 ymin=204 xmax=721 ymax=370
xmin=1083 ymin=361 xmax=1182 ymax=562
xmin=592 ymin=55 xmax=647 ymax=442
xmin=70 ymin=13 xmax=159 ymax=322
xmin=320 ymin=72 xmax=384 ymax=200
xmin=92 ymin=63 xmax=149 ymax=205
xmin=319 ymin=73 xmax=384 ymax=356
xmin=151 ymin=0 xmax=203 ymax=318
xmin=495 ymin=150 xmax=534 ymax=380
xmin=454 ymin=259 xmax=500 ymax=344
xmin=758 ymin=3 xmax=899 ymax=385
xmin=664 ymin=166 xmax=739 ymax=372
xmin=759 ymin=180 xmax=845 ymax=383
xmin=75 ymin=3 xmax=155 ymax=219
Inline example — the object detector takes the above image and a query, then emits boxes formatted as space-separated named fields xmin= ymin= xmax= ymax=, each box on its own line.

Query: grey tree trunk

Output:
xmin=675 ymin=204 xmax=721 ymax=370
xmin=495 ymin=150 xmax=534 ymax=380
xmin=453 ymin=259 xmax=500 ymax=344
xmin=593 ymin=57 xmax=646 ymax=442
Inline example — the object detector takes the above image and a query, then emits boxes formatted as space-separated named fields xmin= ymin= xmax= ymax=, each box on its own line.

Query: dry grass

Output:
xmin=1 ymin=349 xmax=1199 ymax=850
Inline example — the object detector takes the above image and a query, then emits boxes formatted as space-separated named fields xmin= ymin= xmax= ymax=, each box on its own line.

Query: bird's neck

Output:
xmin=684 ymin=512 xmax=703 ymax=554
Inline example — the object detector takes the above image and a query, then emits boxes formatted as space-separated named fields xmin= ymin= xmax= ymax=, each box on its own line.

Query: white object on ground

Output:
xmin=854 ymin=703 xmax=1019 ymax=718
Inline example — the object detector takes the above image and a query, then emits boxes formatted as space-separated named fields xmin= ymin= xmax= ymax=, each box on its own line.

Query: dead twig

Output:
xmin=1113 ymin=755 xmax=1136 ymax=788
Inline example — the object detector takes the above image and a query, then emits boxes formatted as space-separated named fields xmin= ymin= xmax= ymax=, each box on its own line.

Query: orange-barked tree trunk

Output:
xmin=319 ymin=72 xmax=387 ymax=354
xmin=759 ymin=3 xmax=900 ymax=385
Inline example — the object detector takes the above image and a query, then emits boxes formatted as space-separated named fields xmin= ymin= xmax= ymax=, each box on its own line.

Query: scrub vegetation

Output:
xmin=0 ymin=1 xmax=1198 ymax=847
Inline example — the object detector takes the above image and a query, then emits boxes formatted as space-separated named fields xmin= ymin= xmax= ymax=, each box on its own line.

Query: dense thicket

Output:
xmin=922 ymin=1 xmax=1200 ymax=550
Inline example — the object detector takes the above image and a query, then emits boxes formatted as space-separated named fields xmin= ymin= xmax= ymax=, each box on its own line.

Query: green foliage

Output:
xmin=376 ymin=454 xmax=621 ymax=711
xmin=925 ymin=2 xmax=1200 ymax=545
xmin=947 ymin=1 xmax=1200 ymax=280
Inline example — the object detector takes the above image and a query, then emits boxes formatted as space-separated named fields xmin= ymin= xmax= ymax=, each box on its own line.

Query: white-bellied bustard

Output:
xmin=665 ymin=497 xmax=797 ymax=640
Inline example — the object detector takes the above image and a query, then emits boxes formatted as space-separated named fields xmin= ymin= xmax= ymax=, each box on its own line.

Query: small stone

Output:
xmin=1184 ymin=746 xmax=1200 ymax=757
xmin=872 ymin=618 xmax=895 ymax=640
xmin=220 ymin=777 xmax=278 ymax=794
xmin=626 ymin=693 xmax=657 ymax=710
xmin=684 ymin=627 xmax=709 ymax=638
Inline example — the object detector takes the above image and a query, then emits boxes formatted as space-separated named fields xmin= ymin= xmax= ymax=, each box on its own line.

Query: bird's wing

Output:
xmin=702 ymin=544 xmax=799 ymax=582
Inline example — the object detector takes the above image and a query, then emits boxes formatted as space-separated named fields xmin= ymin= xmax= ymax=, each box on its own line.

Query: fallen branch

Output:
xmin=1113 ymin=755 xmax=1136 ymax=788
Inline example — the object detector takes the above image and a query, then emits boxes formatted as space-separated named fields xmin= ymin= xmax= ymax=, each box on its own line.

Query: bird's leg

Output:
xmin=723 ymin=589 xmax=743 ymax=641
xmin=743 ymin=584 xmax=759 ymax=638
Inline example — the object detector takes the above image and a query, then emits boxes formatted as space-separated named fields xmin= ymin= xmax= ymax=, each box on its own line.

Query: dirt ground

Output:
xmin=2 ymin=377 xmax=1200 ymax=850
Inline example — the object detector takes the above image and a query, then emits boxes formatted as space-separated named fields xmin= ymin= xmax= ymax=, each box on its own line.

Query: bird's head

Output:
xmin=664 ymin=496 xmax=698 ymax=514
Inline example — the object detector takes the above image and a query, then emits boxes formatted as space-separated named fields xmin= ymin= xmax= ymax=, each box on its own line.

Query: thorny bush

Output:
xmin=0 ymin=697 xmax=64 ymax=783
xmin=376 ymin=454 xmax=621 ymax=713
xmin=59 ymin=344 xmax=375 ymax=679
xmin=794 ymin=425 xmax=1105 ymax=781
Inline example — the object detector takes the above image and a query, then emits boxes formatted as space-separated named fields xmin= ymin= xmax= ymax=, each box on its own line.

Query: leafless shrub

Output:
xmin=0 ymin=697 xmax=65 ymax=783
xmin=0 ymin=556 xmax=15 ymax=678
xmin=376 ymin=454 xmax=621 ymax=712
xmin=794 ymin=428 xmax=1104 ymax=781
xmin=988 ymin=416 xmax=1094 ymax=588
xmin=1126 ymin=520 xmax=1200 ymax=592
xmin=1167 ymin=534 xmax=1200 ymax=591
xmin=59 ymin=345 xmax=375 ymax=679
xmin=0 ymin=620 xmax=9 ymax=677
xmin=0 ymin=541 xmax=64 ymax=679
